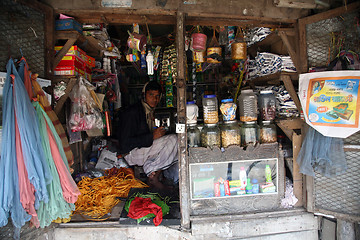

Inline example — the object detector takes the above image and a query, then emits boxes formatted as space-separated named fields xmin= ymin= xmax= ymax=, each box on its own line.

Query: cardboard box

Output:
xmin=54 ymin=65 xmax=84 ymax=77
xmin=85 ymin=66 xmax=92 ymax=81
xmin=55 ymin=19 xmax=83 ymax=33
xmin=54 ymin=55 xmax=85 ymax=77
xmin=55 ymin=46 xmax=95 ymax=68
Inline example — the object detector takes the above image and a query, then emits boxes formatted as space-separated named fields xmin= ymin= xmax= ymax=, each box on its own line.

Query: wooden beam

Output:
xmin=298 ymin=18 xmax=308 ymax=73
xmin=185 ymin=17 xmax=292 ymax=28
xmin=299 ymin=1 xmax=360 ymax=25
xmin=278 ymin=30 xmax=300 ymax=74
xmin=53 ymin=37 xmax=77 ymax=70
xmin=176 ymin=11 xmax=190 ymax=230
xmin=54 ymin=77 xmax=77 ymax=116
xmin=292 ymin=132 xmax=303 ymax=207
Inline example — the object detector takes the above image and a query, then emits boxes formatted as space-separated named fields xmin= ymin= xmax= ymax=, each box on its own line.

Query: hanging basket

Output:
xmin=191 ymin=33 xmax=207 ymax=52
xmin=127 ymin=32 xmax=147 ymax=52
xmin=231 ymin=42 xmax=247 ymax=60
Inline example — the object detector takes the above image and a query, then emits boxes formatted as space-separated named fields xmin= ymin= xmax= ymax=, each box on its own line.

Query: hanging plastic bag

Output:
xmin=69 ymin=77 xmax=104 ymax=132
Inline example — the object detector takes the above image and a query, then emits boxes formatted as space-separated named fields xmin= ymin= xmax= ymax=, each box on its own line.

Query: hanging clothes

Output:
xmin=31 ymin=74 xmax=74 ymax=167
xmin=11 ymin=59 xmax=52 ymax=209
xmin=33 ymin=101 xmax=76 ymax=228
xmin=0 ymin=60 xmax=31 ymax=229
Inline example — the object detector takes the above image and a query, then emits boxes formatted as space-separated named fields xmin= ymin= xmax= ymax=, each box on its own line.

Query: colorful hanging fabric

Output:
xmin=0 ymin=59 xmax=31 ymax=229
xmin=11 ymin=59 xmax=52 ymax=209
xmin=33 ymin=101 xmax=76 ymax=228
xmin=15 ymin=115 xmax=39 ymax=227
xmin=18 ymin=57 xmax=33 ymax=99
xmin=36 ymin=102 xmax=80 ymax=203
xmin=31 ymin=75 xmax=74 ymax=168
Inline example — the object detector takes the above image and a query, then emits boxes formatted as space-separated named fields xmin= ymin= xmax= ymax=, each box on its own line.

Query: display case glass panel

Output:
xmin=190 ymin=158 xmax=278 ymax=200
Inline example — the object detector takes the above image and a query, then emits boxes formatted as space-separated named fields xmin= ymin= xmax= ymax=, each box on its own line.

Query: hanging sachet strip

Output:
xmin=0 ymin=59 xmax=31 ymax=229
xmin=31 ymin=75 xmax=74 ymax=167
xmin=11 ymin=58 xmax=52 ymax=209
xmin=33 ymin=101 xmax=75 ymax=228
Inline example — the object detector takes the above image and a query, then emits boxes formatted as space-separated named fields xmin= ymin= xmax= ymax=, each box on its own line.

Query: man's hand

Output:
xmin=153 ymin=127 xmax=166 ymax=140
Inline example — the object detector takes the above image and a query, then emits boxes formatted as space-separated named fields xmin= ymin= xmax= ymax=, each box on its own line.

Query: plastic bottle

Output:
xmin=245 ymin=178 xmax=253 ymax=194
xmin=265 ymin=164 xmax=272 ymax=184
xmin=252 ymin=179 xmax=260 ymax=194
xmin=239 ymin=167 xmax=247 ymax=188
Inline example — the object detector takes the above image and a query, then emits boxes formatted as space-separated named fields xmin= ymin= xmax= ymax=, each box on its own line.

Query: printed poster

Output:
xmin=299 ymin=71 xmax=360 ymax=138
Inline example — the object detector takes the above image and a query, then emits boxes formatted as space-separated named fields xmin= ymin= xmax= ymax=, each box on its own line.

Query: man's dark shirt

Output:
xmin=117 ymin=101 xmax=153 ymax=154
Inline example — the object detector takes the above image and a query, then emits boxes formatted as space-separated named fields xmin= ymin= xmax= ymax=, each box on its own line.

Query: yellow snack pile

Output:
xmin=74 ymin=167 xmax=148 ymax=220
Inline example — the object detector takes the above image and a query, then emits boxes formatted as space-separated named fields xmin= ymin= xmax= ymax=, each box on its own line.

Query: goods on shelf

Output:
xmin=220 ymin=120 xmax=241 ymax=148
xmin=238 ymin=89 xmax=258 ymax=122
xmin=240 ymin=121 xmax=259 ymax=147
xmin=201 ymin=123 xmax=221 ymax=148
xmin=259 ymin=121 xmax=277 ymax=144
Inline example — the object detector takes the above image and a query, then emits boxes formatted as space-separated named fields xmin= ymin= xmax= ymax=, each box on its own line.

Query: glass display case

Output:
xmin=188 ymin=143 xmax=284 ymax=216
xmin=190 ymin=158 xmax=278 ymax=200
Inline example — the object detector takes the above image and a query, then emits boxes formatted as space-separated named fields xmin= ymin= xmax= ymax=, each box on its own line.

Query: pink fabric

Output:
xmin=46 ymin=123 xmax=80 ymax=203
xmin=15 ymin=115 xmax=39 ymax=228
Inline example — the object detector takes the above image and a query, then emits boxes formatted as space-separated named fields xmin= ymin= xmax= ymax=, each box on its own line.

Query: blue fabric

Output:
xmin=13 ymin=59 xmax=52 ymax=209
xmin=297 ymin=127 xmax=347 ymax=177
xmin=0 ymin=59 xmax=31 ymax=228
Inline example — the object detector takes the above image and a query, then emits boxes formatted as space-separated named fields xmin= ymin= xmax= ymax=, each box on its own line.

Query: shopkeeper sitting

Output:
xmin=117 ymin=81 xmax=179 ymax=189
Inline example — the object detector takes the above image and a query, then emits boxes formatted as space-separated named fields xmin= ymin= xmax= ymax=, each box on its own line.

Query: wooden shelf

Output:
xmin=54 ymin=30 xmax=105 ymax=71
xmin=248 ymin=72 xmax=298 ymax=85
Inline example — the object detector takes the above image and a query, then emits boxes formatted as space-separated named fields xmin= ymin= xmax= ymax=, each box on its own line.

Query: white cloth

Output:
xmin=124 ymin=134 xmax=178 ymax=182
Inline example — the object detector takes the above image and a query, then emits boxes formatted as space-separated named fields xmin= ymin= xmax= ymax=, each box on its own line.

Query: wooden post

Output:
xmin=176 ymin=11 xmax=190 ymax=230
xmin=292 ymin=132 xmax=303 ymax=207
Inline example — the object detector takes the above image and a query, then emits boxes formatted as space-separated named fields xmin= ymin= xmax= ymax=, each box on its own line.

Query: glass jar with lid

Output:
xmin=238 ymin=89 xmax=258 ymax=122
xmin=220 ymin=120 xmax=241 ymax=148
xmin=258 ymin=90 xmax=276 ymax=121
xmin=187 ymin=124 xmax=201 ymax=147
xmin=220 ymin=99 xmax=237 ymax=122
xmin=202 ymin=95 xmax=219 ymax=124
xmin=240 ymin=121 xmax=259 ymax=147
xmin=259 ymin=121 xmax=277 ymax=144
xmin=186 ymin=101 xmax=199 ymax=125
xmin=201 ymin=123 xmax=221 ymax=148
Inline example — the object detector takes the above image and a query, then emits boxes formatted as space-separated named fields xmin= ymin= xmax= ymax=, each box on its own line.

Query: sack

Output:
xmin=69 ymin=77 xmax=104 ymax=132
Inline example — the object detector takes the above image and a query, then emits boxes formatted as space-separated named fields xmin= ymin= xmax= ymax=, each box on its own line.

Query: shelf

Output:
xmin=54 ymin=30 xmax=106 ymax=70
xmin=248 ymin=72 xmax=298 ymax=85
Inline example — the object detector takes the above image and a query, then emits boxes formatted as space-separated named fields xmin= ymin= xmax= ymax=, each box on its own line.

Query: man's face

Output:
xmin=145 ymin=90 xmax=161 ymax=108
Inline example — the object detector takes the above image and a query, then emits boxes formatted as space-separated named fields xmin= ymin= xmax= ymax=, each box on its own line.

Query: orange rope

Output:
xmin=74 ymin=168 xmax=148 ymax=220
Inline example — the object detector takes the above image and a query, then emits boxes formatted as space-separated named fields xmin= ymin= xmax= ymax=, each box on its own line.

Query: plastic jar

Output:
xmin=240 ymin=121 xmax=259 ymax=147
xmin=220 ymin=99 xmax=237 ymax=121
xmin=220 ymin=120 xmax=241 ymax=148
xmin=203 ymin=95 xmax=219 ymax=124
xmin=186 ymin=101 xmax=199 ymax=125
xmin=187 ymin=124 xmax=201 ymax=147
xmin=238 ymin=89 xmax=258 ymax=122
xmin=258 ymin=90 xmax=276 ymax=121
xmin=259 ymin=121 xmax=277 ymax=143
xmin=201 ymin=123 xmax=221 ymax=148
